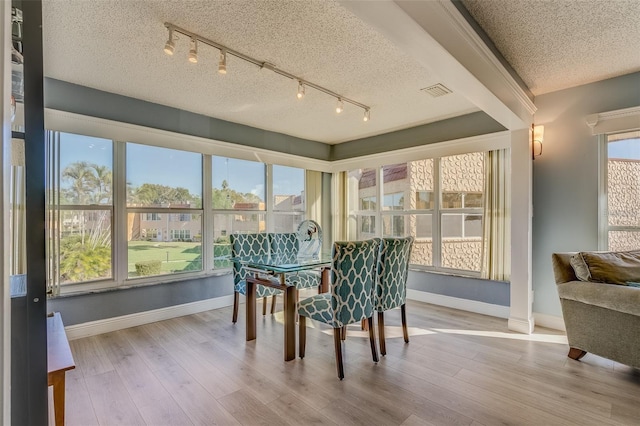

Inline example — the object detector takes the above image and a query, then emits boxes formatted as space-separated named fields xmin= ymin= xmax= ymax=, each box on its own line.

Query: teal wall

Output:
xmin=532 ymin=72 xmax=640 ymax=317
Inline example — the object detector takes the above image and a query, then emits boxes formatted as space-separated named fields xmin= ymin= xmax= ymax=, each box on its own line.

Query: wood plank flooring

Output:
xmin=62 ymin=298 xmax=640 ymax=425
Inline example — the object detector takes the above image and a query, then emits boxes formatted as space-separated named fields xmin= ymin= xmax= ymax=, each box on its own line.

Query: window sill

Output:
xmin=408 ymin=265 xmax=483 ymax=280
xmin=53 ymin=269 xmax=233 ymax=298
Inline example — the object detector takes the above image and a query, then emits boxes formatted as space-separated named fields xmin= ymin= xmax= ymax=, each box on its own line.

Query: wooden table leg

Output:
xmin=283 ymin=274 xmax=297 ymax=361
xmin=321 ymin=267 xmax=330 ymax=293
xmin=49 ymin=371 xmax=65 ymax=426
xmin=246 ymin=276 xmax=257 ymax=341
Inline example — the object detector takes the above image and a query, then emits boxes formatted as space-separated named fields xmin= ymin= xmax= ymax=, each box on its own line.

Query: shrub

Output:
xmin=135 ymin=260 xmax=162 ymax=276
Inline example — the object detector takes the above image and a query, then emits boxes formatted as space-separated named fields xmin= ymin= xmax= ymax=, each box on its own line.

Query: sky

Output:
xmin=608 ymin=137 xmax=640 ymax=160
xmin=60 ymin=132 xmax=305 ymax=197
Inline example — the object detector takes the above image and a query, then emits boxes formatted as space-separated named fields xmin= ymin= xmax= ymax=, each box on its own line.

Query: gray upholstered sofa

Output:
xmin=552 ymin=252 xmax=640 ymax=368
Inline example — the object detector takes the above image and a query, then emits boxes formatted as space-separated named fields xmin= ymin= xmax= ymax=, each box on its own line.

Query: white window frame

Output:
xmin=598 ymin=131 xmax=640 ymax=250
xmin=44 ymin=111 xmax=326 ymax=295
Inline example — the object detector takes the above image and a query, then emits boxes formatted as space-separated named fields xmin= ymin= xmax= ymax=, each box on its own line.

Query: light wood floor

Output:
xmin=62 ymin=298 xmax=640 ymax=426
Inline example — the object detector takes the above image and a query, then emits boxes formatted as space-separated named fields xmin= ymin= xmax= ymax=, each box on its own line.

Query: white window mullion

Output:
xmin=114 ymin=140 xmax=127 ymax=285
xmin=598 ymin=134 xmax=608 ymax=250
xmin=433 ymin=157 xmax=442 ymax=268
xmin=202 ymin=155 xmax=213 ymax=270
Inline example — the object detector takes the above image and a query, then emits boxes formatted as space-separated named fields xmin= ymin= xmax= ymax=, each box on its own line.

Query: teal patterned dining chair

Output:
xmin=269 ymin=232 xmax=321 ymax=292
xmin=298 ymin=239 xmax=381 ymax=379
xmin=375 ymin=236 xmax=414 ymax=355
xmin=230 ymin=233 xmax=282 ymax=323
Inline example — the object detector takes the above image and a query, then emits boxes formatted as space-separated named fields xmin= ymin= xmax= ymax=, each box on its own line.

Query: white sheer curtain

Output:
xmin=481 ymin=149 xmax=511 ymax=281
xmin=332 ymin=171 xmax=348 ymax=242
xmin=10 ymin=138 xmax=26 ymax=276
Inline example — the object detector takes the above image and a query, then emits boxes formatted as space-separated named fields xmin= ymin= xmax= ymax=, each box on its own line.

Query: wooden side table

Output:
xmin=47 ymin=312 xmax=75 ymax=426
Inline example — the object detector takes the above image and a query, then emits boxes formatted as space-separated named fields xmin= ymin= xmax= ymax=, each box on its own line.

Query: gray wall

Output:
xmin=532 ymin=72 xmax=640 ymax=317
xmin=44 ymin=78 xmax=331 ymax=161
xmin=408 ymin=270 xmax=509 ymax=306
xmin=48 ymin=274 xmax=233 ymax=326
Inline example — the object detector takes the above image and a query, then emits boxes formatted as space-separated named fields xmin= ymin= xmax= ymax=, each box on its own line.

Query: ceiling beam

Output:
xmin=339 ymin=0 xmax=535 ymax=130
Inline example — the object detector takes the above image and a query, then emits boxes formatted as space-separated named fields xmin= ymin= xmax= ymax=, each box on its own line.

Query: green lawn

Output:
xmin=127 ymin=241 xmax=233 ymax=276
xmin=128 ymin=241 xmax=202 ymax=276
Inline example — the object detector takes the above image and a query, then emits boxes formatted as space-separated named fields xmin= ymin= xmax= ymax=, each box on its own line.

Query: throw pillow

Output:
xmin=571 ymin=250 xmax=640 ymax=285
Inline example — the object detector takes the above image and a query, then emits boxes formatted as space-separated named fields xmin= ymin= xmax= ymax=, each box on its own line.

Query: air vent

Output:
xmin=421 ymin=83 xmax=452 ymax=97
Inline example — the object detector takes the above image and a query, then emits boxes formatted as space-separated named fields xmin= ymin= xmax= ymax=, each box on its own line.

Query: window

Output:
xmin=440 ymin=153 xmax=484 ymax=271
xmin=212 ymin=157 xmax=266 ymax=268
xmin=46 ymin=129 xmax=314 ymax=293
xmin=48 ymin=132 xmax=113 ymax=285
xmin=126 ymin=144 xmax=203 ymax=278
xmin=348 ymin=153 xmax=484 ymax=274
xmin=272 ymin=165 xmax=305 ymax=233
xmin=604 ymin=130 xmax=640 ymax=251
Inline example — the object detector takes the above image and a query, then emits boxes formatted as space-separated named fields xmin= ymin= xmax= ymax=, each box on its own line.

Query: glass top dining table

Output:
xmin=235 ymin=254 xmax=331 ymax=361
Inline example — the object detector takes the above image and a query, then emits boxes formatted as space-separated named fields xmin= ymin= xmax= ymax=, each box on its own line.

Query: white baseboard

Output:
xmin=406 ymin=289 xmax=510 ymax=319
xmin=508 ymin=316 xmax=534 ymax=334
xmin=65 ymin=295 xmax=235 ymax=340
xmin=533 ymin=312 xmax=566 ymax=331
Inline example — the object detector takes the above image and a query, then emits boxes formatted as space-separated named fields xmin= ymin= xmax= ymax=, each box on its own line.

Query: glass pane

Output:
xmin=213 ymin=213 xmax=266 ymax=268
xmin=607 ymin=132 xmax=640 ymax=227
xmin=59 ymin=209 xmax=112 ymax=284
xmin=441 ymin=213 xmax=482 ymax=272
xmin=441 ymin=153 xmax=484 ymax=209
xmin=127 ymin=143 xmax=202 ymax=208
xmin=382 ymin=214 xmax=405 ymax=237
xmin=212 ymin=157 xmax=265 ymax=210
xmin=382 ymin=160 xmax=434 ymax=210
xmin=273 ymin=165 xmax=304 ymax=212
xmin=609 ymin=230 xmax=640 ymax=252
xmin=127 ymin=212 xmax=202 ymax=278
xmin=349 ymin=168 xmax=377 ymax=211
xmin=273 ymin=213 xmax=304 ymax=233
xmin=60 ymin=133 xmax=112 ymax=205
xmin=357 ymin=214 xmax=376 ymax=239
xmin=412 ymin=214 xmax=433 ymax=266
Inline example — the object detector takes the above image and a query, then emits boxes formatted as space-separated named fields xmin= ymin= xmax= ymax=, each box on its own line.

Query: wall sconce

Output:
xmin=532 ymin=124 xmax=544 ymax=159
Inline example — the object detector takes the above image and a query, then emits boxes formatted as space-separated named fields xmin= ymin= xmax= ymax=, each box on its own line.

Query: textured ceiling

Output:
xmin=462 ymin=0 xmax=640 ymax=96
xmin=42 ymin=0 xmax=479 ymax=144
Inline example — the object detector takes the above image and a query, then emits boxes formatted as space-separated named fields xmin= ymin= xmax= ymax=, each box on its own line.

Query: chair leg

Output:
xmin=378 ymin=312 xmax=386 ymax=356
xmin=271 ymin=295 xmax=277 ymax=314
xmin=361 ymin=319 xmax=368 ymax=330
xmin=232 ymin=292 xmax=239 ymax=323
xmin=299 ymin=316 xmax=306 ymax=358
xmin=333 ymin=328 xmax=344 ymax=380
xmin=568 ymin=347 xmax=587 ymax=360
xmin=401 ymin=303 xmax=409 ymax=343
xmin=341 ymin=326 xmax=347 ymax=341
xmin=262 ymin=296 xmax=267 ymax=316
xmin=368 ymin=317 xmax=379 ymax=363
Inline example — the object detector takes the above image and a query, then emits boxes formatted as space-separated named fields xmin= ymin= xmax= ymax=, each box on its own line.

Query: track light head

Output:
xmin=218 ymin=50 xmax=227 ymax=74
xmin=188 ymin=38 xmax=198 ymax=63
xmin=363 ymin=109 xmax=370 ymax=122
xmin=336 ymin=98 xmax=344 ymax=114
xmin=164 ymin=29 xmax=175 ymax=55
xmin=297 ymin=81 xmax=305 ymax=99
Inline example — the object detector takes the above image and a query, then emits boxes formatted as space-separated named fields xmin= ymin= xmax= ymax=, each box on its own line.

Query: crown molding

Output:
xmin=585 ymin=105 xmax=640 ymax=135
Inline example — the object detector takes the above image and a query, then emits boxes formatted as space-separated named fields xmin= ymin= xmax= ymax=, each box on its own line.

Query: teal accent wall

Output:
xmin=44 ymin=78 xmax=332 ymax=160
xmin=331 ymin=111 xmax=505 ymax=160
xmin=532 ymin=72 xmax=640 ymax=317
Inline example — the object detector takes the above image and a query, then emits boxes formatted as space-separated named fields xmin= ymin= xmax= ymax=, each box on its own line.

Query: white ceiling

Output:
xmin=42 ymin=0 xmax=640 ymax=145
xmin=42 ymin=0 xmax=479 ymax=144
xmin=462 ymin=0 xmax=640 ymax=96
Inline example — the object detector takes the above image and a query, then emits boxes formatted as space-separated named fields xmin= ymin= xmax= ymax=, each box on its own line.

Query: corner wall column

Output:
xmin=509 ymin=128 xmax=534 ymax=333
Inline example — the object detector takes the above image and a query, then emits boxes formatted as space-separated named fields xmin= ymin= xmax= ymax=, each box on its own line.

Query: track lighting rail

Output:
xmin=164 ymin=22 xmax=371 ymax=120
